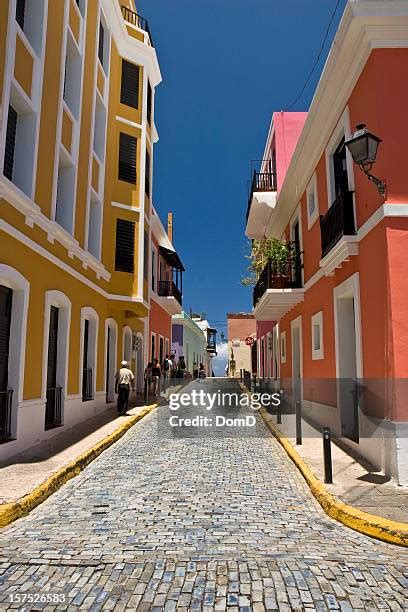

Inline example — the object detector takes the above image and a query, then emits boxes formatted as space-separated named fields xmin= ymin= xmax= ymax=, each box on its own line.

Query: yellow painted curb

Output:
xmin=0 ymin=404 xmax=157 ymax=529
xmin=260 ymin=409 xmax=408 ymax=547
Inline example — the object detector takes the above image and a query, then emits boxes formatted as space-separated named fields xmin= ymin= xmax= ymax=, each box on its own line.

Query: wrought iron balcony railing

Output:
xmin=45 ymin=387 xmax=63 ymax=430
xmin=253 ymin=254 xmax=302 ymax=307
xmin=0 ymin=389 xmax=13 ymax=442
xmin=82 ymin=368 xmax=93 ymax=402
xmin=121 ymin=6 xmax=154 ymax=47
xmin=157 ymin=280 xmax=182 ymax=306
xmin=320 ymin=191 xmax=356 ymax=258
xmin=246 ymin=170 xmax=277 ymax=223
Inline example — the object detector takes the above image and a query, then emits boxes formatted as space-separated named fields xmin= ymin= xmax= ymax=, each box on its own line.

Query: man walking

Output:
xmin=115 ymin=360 xmax=135 ymax=415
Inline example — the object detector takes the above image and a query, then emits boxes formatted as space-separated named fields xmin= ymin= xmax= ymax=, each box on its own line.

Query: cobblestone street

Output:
xmin=0 ymin=380 xmax=407 ymax=611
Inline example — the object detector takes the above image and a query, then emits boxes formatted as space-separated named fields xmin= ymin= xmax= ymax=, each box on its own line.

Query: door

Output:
xmin=261 ymin=337 xmax=265 ymax=378
xmin=0 ymin=286 xmax=12 ymax=392
xmin=47 ymin=306 xmax=59 ymax=390
xmin=106 ymin=326 xmax=111 ymax=402
xmin=336 ymin=296 xmax=359 ymax=442
xmin=291 ymin=319 xmax=302 ymax=406
xmin=159 ymin=337 xmax=164 ymax=366
xmin=333 ymin=138 xmax=348 ymax=198
xmin=292 ymin=220 xmax=302 ymax=287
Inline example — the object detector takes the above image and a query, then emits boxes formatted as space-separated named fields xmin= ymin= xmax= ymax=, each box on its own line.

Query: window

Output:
xmin=87 ymin=196 xmax=102 ymax=259
xmin=143 ymin=230 xmax=149 ymax=280
xmin=81 ymin=308 xmax=98 ymax=402
xmin=98 ymin=21 xmax=105 ymax=66
xmin=115 ymin=219 xmax=135 ymax=273
xmin=0 ymin=286 xmax=13 ymax=392
xmin=280 ymin=332 xmax=286 ymax=364
xmin=16 ymin=0 xmax=25 ymax=30
xmin=306 ymin=173 xmax=319 ymax=229
xmin=118 ymin=133 xmax=137 ymax=183
xmin=120 ymin=60 xmax=140 ymax=109
xmin=147 ymin=81 xmax=152 ymax=125
xmin=3 ymin=106 xmax=17 ymax=181
xmin=63 ymin=32 xmax=83 ymax=119
xmin=145 ymin=149 xmax=150 ymax=197
xmin=311 ymin=311 xmax=324 ymax=360
xmin=55 ymin=156 xmax=75 ymax=234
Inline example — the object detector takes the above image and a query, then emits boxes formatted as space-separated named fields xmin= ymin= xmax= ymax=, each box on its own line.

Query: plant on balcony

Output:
xmin=242 ymin=238 xmax=294 ymax=286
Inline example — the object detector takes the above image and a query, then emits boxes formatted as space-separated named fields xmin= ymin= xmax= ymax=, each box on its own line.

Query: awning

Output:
xmin=158 ymin=246 xmax=185 ymax=271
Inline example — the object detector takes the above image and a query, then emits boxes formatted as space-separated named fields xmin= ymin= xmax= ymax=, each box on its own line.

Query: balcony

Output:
xmin=207 ymin=329 xmax=217 ymax=354
xmin=319 ymin=191 xmax=358 ymax=275
xmin=157 ymin=280 xmax=182 ymax=315
xmin=121 ymin=6 xmax=154 ymax=47
xmin=45 ymin=387 xmax=63 ymax=430
xmin=0 ymin=389 xmax=13 ymax=442
xmin=253 ymin=257 xmax=304 ymax=321
xmin=245 ymin=170 xmax=277 ymax=240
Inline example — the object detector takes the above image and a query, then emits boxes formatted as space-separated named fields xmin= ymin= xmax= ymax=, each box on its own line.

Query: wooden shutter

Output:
xmin=98 ymin=22 xmax=104 ymax=66
xmin=115 ymin=219 xmax=135 ymax=273
xmin=46 ymin=307 xmax=59 ymax=389
xmin=3 ymin=106 xmax=17 ymax=181
xmin=16 ymin=0 xmax=25 ymax=30
xmin=118 ymin=133 xmax=137 ymax=183
xmin=145 ymin=150 xmax=150 ymax=197
xmin=0 ymin=286 xmax=12 ymax=392
xmin=120 ymin=60 xmax=140 ymax=109
xmin=143 ymin=230 xmax=149 ymax=279
xmin=147 ymin=81 xmax=152 ymax=125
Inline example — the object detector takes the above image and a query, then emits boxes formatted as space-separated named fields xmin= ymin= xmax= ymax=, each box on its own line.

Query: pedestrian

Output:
xmin=144 ymin=361 xmax=152 ymax=396
xmin=225 ymin=362 xmax=229 ymax=377
xmin=115 ymin=360 xmax=135 ymax=415
xmin=162 ymin=354 xmax=171 ymax=388
xmin=199 ymin=363 xmax=206 ymax=379
xmin=177 ymin=355 xmax=186 ymax=379
xmin=193 ymin=362 xmax=199 ymax=379
xmin=151 ymin=358 xmax=161 ymax=397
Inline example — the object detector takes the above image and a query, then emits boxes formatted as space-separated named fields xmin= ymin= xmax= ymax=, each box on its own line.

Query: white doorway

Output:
xmin=334 ymin=274 xmax=362 ymax=442
xmin=105 ymin=320 xmax=117 ymax=403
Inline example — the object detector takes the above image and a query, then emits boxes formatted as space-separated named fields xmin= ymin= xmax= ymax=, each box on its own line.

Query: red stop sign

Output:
xmin=245 ymin=336 xmax=255 ymax=346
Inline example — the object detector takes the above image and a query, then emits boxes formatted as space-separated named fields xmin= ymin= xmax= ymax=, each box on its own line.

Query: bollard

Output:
xmin=252 ymin=375 xmax=256 ymax=392
xmin=277 ymin=395 xmax=282 ymax=424
xmin=144 ymin=380 xmax=149 ymax=405
xmin=323 ymin=427 xmax=333 ymax=484
xmin=295 ymin=400 xmax=302 ymax=445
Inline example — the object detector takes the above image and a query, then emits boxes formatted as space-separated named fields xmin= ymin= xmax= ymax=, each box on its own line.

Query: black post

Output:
xmin=240 ymin=369 xmax=243 ymax=382
xmin=323 ymin=427 xmax=333 ymax=484
xmin=277 ymin=396 xmax=282 ymax=425
xmin=295 ymin=400 xmax=302 ymax=445
xmin=252 ymin=375 xmax=257 ymax=392
xmin=144 ymin=380 xmax=149 ymax=405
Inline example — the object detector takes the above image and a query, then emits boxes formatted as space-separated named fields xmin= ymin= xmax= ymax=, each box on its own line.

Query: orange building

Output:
xmin=245 ymin=1 xmax=408 ymax=484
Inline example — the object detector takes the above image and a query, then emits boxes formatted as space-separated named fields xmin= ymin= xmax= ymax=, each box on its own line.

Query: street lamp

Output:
xmin=344 ymin=124 xmax=386 ymax=198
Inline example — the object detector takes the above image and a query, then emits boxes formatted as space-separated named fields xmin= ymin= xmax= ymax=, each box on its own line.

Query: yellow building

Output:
xmin=0 ymin=0 xmax=161 ymax=457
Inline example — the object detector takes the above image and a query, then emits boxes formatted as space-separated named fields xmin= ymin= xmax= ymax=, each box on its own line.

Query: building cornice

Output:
xmin=266 ymin=1 xmax=408 ymax=239
xmin=101 ymin=0 xmax=162 ymax=88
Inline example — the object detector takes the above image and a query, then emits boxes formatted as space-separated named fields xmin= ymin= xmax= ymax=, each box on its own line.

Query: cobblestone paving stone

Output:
xmin=0 ymin=380 xmax=407 ymax=610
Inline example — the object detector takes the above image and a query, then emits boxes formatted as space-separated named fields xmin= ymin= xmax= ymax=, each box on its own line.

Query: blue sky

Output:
xmin=138 ymin=0 xmax=347 ymax=342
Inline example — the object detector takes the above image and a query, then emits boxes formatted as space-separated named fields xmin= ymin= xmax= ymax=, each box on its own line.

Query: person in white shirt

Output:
xmin=115 ymin=360 xmax=135 ymax=415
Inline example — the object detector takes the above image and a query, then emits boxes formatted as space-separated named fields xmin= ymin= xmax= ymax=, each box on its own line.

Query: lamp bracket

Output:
xmin=359 ymin=164 xmax=386 ymax=199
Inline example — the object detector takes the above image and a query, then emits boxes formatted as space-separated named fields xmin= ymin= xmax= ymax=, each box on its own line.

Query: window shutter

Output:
xmin=118 ymin=133 xmax=137 ymax=183
xmin=147 ymin=81 xmax=152 ymax=125
xmin=98 ymin=22 xmax=104 ymax=66
xmin=16 ymin=0 xmax=25 ymax=30
xmin=120 ymin=60 xmax=140 ymax=109
xmin=143 ymin=230 xmax=149 ymax=279
xmin=145 ymin=150 xmax=150 ymax=197
xmin=3 ymin=106 xmax=17 ymax=181
xmin=115 ymin=219 xmax=135 ymax=273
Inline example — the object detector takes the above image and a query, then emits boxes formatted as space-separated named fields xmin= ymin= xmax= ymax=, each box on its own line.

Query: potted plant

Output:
xmin=242 ymin=238 xmax=294 ymax=288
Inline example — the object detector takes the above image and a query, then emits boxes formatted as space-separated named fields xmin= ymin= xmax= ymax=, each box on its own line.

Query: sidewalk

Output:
xmin=0 ymin=387 xmax=173 ymax=505
xmin=261 ymin=410 xmax=408 ymax=524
